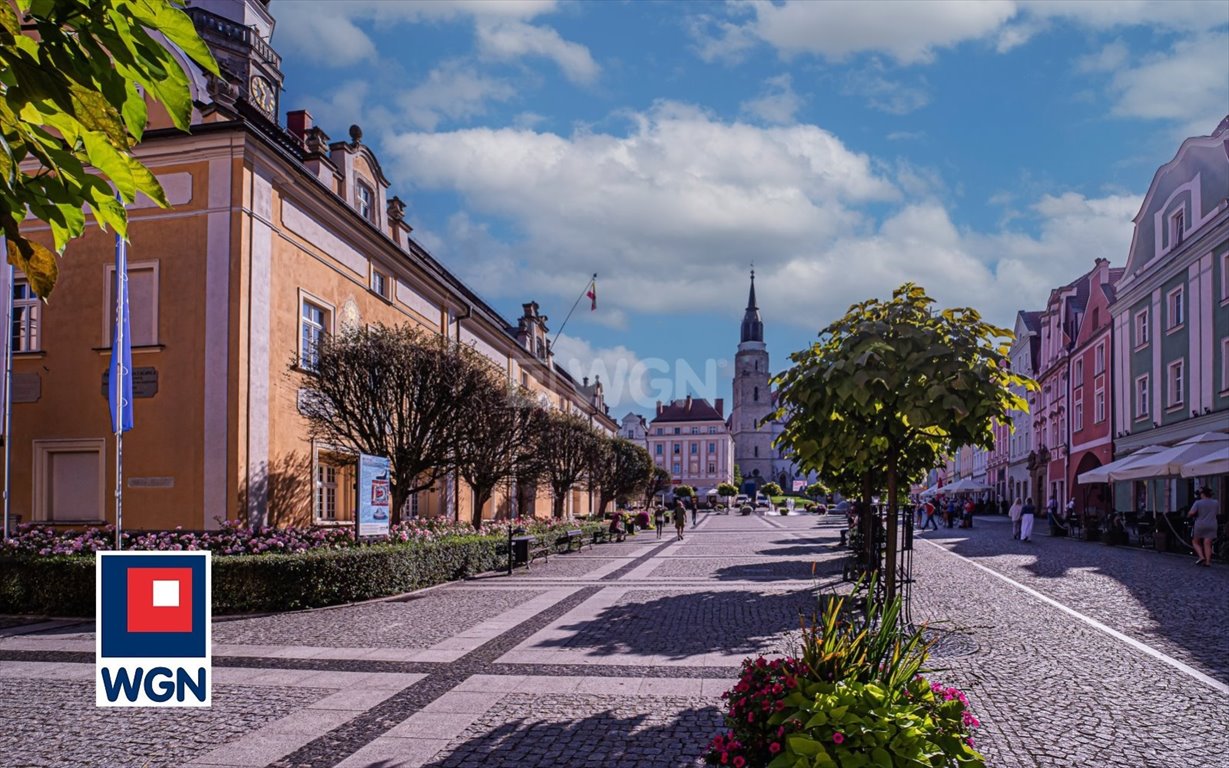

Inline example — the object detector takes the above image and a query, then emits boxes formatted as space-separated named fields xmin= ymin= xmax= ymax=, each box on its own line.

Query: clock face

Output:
xmin=249 ymin=75 xmax=275 ymax=115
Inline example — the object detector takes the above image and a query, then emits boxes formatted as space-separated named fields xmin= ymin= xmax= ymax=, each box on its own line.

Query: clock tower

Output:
xmin=730 ymin=271 xmax=777 ymax=491
xmin=184 ymin=0 xmax=284 ymax=122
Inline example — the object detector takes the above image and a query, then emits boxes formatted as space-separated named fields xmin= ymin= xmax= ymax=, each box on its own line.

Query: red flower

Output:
xmin=769 ymin=742 xmax=782 ymax=755
xmin=833 ymin=732 xmax=845 ymax=745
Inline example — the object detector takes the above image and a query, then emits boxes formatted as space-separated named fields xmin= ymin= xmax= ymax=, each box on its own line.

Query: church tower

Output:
xmin=730 ymin=271 xmax=776 ymax=490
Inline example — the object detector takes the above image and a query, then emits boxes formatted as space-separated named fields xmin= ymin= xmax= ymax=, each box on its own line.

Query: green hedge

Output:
xmin=0 ymin=524 xmax=609 ymax=617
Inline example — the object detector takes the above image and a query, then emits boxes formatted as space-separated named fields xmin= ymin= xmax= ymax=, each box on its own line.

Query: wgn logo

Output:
xmin=96 ymin=551 xmax=211 ymax=707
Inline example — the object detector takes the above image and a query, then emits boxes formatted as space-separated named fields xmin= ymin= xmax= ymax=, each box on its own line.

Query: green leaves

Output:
xmin=1 ymin=0 xmax=218 ymax=297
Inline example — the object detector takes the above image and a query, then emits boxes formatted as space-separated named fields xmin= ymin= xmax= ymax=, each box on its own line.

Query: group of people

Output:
xmin=1006 ymin=497 xmax=1039 ymax=542
xmin=914 ymin=497 xmax=977 ymax=531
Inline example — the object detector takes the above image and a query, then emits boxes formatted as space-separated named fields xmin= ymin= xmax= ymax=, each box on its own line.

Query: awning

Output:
xmin=1180 ymin=447 xmax=1229 ymax=477
xmin=1077 ymin=445 xmax=1166 ymax=484
xmin=1095 ymin=432 xmax=1229 ymax=482
xmin=941 ymin=477 xmax=994 ymax=493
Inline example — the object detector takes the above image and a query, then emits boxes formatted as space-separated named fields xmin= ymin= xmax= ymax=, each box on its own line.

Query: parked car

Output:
xmin=734 ymin=494 xmax=749 ymax=506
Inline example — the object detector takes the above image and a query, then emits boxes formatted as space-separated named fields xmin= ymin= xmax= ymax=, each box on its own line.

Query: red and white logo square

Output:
xmin=126 ymin=567 xmax=193 ymax=633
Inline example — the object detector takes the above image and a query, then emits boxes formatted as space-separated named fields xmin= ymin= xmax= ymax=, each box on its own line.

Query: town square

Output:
xmin=0 ymin=1 xmax=1227 ymax=767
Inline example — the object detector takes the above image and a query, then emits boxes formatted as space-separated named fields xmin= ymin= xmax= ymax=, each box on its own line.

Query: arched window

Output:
xmin=753 ymin=386 xmax=759 ymax=402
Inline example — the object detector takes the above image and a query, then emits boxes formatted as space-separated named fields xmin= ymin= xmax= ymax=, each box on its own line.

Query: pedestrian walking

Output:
xmin=673 ymin=500 xmax=686 ymax=541
xmin=945 ymin=498 xmax=956 ymax=529
xmin=1008 ymin=498 xmax=1023 ymax=540
xmin=1047 ymin=495 xmax=1059 ymax=528
xmin=1020 ymin=497 xmax=1036 ymax=542
xmin=1189 ymin=487 xmax=1219 ymax=567
xmin=690 ymin=498 xmax=698 ymax=527
xmin=921 ymin=500 xmax=939 ymax=531
xmin=654 ymin=507 xmax=665 ymax=539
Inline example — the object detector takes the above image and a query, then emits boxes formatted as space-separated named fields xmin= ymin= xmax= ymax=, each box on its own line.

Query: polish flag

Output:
xmin=586 ymin=279 xmax=596 ymax=311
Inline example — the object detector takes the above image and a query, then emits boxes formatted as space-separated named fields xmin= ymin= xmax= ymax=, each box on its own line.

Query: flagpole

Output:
xmin=113 ymin=232 xmax=126 ymax=552
xmin=551 ymin=273 xmax=597 ymax=348
xmin=1 ymin=239 xmax=12 ymax=543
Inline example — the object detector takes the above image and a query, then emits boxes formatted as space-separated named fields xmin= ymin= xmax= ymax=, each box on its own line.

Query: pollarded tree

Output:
xmin=674 ymin=485 xmax=695 ymax=501
xmin=592 ymin=436 xmax=654 ymax=515
xmin=805 ymin=481 xmax=830 ymax=499
xmin=454 ymin=385 xmax=545 ymax=530
xmin=297 ymin=323 xmax=495 ymax=523
xmin=538 ymin=411 xmax=604 ymax=518
xmin=772 ymin=284 xmax=1033 ymax=605
xmin=2 ymin=0 xmax=219 ymax=296
xmin=760 ymin=481 xmax=783 ymax=498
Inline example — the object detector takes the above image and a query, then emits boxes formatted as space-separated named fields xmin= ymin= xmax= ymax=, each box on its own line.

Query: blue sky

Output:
xmin=272 ymin=0 xmax=1229 ymax=417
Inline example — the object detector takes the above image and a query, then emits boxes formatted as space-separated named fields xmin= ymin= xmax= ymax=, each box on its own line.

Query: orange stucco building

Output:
xmin=6 ymin=0 xmax=614 ymax=531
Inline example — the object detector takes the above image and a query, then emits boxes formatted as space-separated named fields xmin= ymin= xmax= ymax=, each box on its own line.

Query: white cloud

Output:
xmin=476 ymin=20 xmax=600 ymax=84
xmin=1106 ymin=33 xmax=1229 ymax=136
xmin=739 ymin=74 xmax=802 ymax=124
xmin=552 ymin=334 xmax=650 ymax=411
xmin=843 ymin=67 xmax=930 ymax=114
xmin=276 ymin=8 xmax=378 ymax=67
xmin=700 ymin=0 xmax=1018 ymax=65
xmin=688 ymin=0 xmax=1227 ymax=66
xmin=1076 ymin=40 xmax=1129 ymax=73
xmin=398 ymin=63 xmax=517 ymax=130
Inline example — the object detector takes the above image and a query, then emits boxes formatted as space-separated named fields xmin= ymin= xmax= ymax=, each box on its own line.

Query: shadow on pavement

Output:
xmin=919 ymin=516 xmax=1229 ymax=685
xmin=532 ymin=589 xmax=820 ymax=660
xmin=714 ymin=559 xmax=843 ymax=582
xmin=417 ymin=701 xmax=723 ymax=768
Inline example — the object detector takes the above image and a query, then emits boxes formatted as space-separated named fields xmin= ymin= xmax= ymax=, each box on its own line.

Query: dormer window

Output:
xmin=356 ymin=180 xmax=375 ymax=223
xmin=1171 ymin=209 xmax=1184 ymax=247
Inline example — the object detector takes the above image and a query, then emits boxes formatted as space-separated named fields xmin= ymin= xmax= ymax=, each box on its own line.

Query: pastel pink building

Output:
xmin=646 ymin=397 xmax=735 ymax=496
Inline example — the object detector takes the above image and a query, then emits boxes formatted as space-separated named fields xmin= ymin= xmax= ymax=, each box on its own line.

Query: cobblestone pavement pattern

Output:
xmin=0 ymin=511 xmax=1225 ymax=767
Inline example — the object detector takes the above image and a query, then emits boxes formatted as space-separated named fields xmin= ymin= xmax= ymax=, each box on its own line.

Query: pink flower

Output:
xmin=733 ymin=758 xmax=745 ymax=768
xmin=833 ymin=732 xmax=845 ymax=745
xmin=769 ymin=742 xmax=781 ymax=754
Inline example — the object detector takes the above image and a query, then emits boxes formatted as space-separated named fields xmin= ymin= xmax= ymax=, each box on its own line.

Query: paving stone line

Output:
xmin=271 ymin=539 xmax=679 ymax=767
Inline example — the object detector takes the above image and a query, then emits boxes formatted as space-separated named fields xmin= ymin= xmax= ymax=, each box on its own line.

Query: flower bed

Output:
xmin=706 ymin=586 xmax=984 ymax=768
xmin=0 ymin=518 xmax=607 ymax=616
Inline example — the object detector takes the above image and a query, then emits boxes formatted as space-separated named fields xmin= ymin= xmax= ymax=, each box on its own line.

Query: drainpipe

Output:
xmin=453 ymin=302 xmax=473 ymax=522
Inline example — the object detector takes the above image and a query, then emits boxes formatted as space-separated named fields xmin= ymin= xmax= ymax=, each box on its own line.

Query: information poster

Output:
xmin=357 ymin=453 xmax=392 ymax=538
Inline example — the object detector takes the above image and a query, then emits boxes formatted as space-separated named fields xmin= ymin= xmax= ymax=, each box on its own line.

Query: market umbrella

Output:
xmin=1106 ymin=432 xmax=1229 ymax=481
xmin=1077 ymin=445 xmax=1167 ymax=484
xmin=1180 ymin=447 xmax=1229 ymax=478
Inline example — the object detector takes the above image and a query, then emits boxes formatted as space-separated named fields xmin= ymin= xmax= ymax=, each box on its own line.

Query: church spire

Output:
xmin=740 ymin=269 xmax=763 ymax=343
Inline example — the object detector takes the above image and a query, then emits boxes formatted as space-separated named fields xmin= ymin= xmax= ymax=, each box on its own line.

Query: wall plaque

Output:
xmin=11 ymin=373 xmax=40 ymax=403
xmin=100 ymin=367 xmax=159 ymax=398
xmin=128 ymin=477 xmax=175 ymax=489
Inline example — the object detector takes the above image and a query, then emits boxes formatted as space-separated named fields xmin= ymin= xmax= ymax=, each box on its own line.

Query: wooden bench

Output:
xmin=556 ymin=528 xmax=588 ymax=552
xmin=527 ymin=537 xmax=550 ymax=567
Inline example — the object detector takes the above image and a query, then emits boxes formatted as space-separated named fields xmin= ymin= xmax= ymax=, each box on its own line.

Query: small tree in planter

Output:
xmin=760 ymin=481 xmax=783 ymax=498
xmin=717 ymin=482 xmax=738 ymax=512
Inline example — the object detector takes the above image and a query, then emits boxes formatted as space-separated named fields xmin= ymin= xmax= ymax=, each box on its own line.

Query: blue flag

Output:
xmin=108 ymin=231 xmax=133 ymax=434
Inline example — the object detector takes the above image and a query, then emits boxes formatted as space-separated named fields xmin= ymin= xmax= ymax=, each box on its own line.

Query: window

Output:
xmin=656 ymin=428 xmax=662 ymax=435
xmin=708 ymin=441 xmax=716 ymax=453
xmin=708 ymin=463 xmax=716 ymax=474
xmin=355 ymin=180 xmax=375 ymax=222
xmin=371 ymin=268 xmax=390 ymax=299
xmin=1222 ymin=338 xmax=1229 ymax=393
xmin=300 ymin=297 xmax=330 ymax=369
xmin=1073 ymin=399 xmax=1083 ymax=433
xmin=753 ymin=386 xmax=759 ymax=402
xmin=672 ymin=463 xmax=680 ymax=475
xmin=1134 ymin=310 xmax=1150 ymax=347
xmin=1167 ymin=287 xmax=1184 ymax=330
xmin=106 ymin=262 xmax=158 ymax=347
xmin=708 ymin=426 xmax=717 ymax=434
xmin=690 ymin=443 xmax=698 ymax=454
xmin=1094 ymin=387 xmax=1105 ymax=423
xmin=754 ymin=446 xmax=759 ymax=458
xmin=1167 ymin=359 xmax=1184 ymax=408
xmin=314 ymin=447 xmax=356 ymax=523
xmin=33 ymin=439 xmax=105 ymax=521
xmin=1095 ymin=343 xmax=1105 ymax=375
xmin=655 ymin=444 xmax=663 ymax=456
xmin=691 ymin=426 xmax=699 ymax=434
xmin=1073 ymin=359 xmax=1083 ymax=383
xmin=1222 ymin=252 xmax=1229 ymax=302
xmin=1135 ymin=375 xmax=1150 ymax=419
xmin=521 ymin=371 xmax=529 ymax=388
xmin=673 ymin=443 xmax=680 ymax=455
xmin=673 ymin=427 xmax=680 ymax=435
xmin=11 ymin=278 xmax=40 ymax=352
xmin=1171 ymin=209 xmax=1184 ymax=247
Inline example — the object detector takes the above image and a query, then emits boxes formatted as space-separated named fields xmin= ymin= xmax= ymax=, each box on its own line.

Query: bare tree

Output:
xmin=538 ymin=411 xmax=604 ymax=518
xmin=296 ymin=324 xmax=493 ymax=523
xmin=454 ymin=385 xmax=546 ymax=529
xmin=592 ymin=436 xmax=654 ymax=514
xmin=644 ymin=466 xmax=672 ymax=508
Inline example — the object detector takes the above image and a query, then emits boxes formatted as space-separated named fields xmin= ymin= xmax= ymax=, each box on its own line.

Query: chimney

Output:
xmin=583 ymin=376 xmax=589 ymax=387
xmin=287 ymin=110 xmax=313 ymax=143
xmin=685 ymin=394 xmax=693 ymax=412
xmin=656 ymin=401 xmax=663 ymax=417
xmin=715 ymin=398 xmax=724 ymax=417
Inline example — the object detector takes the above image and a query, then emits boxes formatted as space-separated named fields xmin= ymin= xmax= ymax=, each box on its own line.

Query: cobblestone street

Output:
xmin=1 ymin=512 xmax=1226 ymax=767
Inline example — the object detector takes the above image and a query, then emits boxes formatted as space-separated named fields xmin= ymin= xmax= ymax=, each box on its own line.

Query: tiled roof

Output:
xmin=651 ymin=397 xmax=725 ymax=423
